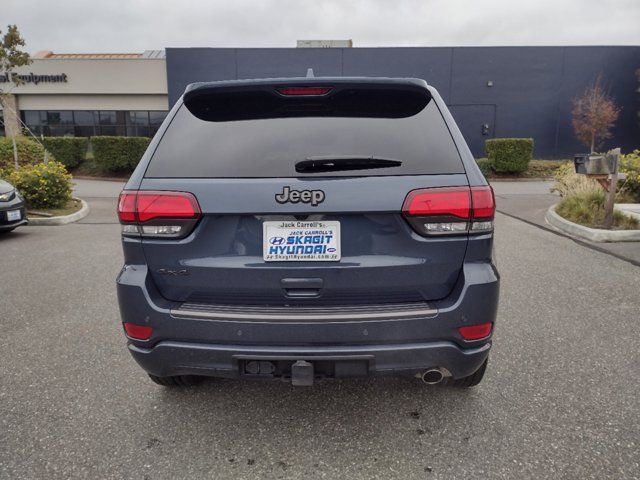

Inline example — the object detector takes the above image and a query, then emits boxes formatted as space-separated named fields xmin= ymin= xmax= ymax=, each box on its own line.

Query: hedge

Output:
xmin=91 ymin=136 xmax=151 ymax=172
xmin=475 ymin=158 xmax=493 ymax=177
xmin=485 ymin=138 xmax=534 ymax=173
xmin=0 ymin=137 xmax=49 ymax=172
xmin=41 ymin=137 xmax=89 ymax=169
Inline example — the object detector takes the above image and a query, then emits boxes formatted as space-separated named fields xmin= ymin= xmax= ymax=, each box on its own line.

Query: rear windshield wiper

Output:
xmin=295 ymin=156 xmax=402 ymax=173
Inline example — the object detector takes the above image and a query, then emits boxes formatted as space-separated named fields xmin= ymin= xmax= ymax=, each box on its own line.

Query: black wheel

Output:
xmin=148 ymin=374 xmax=205 ymax=387
xmin=0 ymin=228 xmax=15 ymax=234
xmin=446 ymin=358 xmax=488 ymax=388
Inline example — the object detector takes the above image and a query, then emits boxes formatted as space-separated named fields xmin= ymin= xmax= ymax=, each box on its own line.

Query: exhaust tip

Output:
xmin=421 ymin=368 xmax=444 ymax=385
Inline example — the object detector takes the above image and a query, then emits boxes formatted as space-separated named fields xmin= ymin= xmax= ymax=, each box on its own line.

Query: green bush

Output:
xmin=5 ymin=161 xmax=72 ymax=209
xmin=91 ymin=136 xmax=150 ymax=172
xmin=475 ymin=158 xmax=493 ymax=177
xmin=485 ymin=138 xmax=534 ymax=173
xmin=619 ymin=150 xmax=640 ymax=202
xmin=41 ymin=137 xmax=88 ymax=169
xmin=0 ymin=137 xmax=49 ymax=171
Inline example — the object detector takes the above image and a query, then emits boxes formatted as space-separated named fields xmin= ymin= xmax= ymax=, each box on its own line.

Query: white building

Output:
xmin=0 ymin=50 xmax=168 ymax=138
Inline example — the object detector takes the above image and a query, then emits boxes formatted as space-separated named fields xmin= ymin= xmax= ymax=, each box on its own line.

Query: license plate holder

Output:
xmin=6 ymin=210 xmax=21 ymax=222
xmin=263 ymin=220 xmax=341 ymax=262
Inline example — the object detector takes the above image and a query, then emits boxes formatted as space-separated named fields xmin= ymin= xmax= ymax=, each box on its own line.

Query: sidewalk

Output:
xmin=73 ymin=178 xmax=125 ymax=198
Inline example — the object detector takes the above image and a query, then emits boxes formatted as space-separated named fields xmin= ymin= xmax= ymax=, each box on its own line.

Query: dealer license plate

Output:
xmin=263 ymin=220 xmax=341 ymax=262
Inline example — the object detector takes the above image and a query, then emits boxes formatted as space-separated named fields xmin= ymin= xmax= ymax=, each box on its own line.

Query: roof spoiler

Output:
xmin=183 ymin=78 xmax=431 ymax=122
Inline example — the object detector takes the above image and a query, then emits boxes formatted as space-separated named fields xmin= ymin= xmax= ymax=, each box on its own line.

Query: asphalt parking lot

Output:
xmin=1 ymin=180 xmax=639 ymax=479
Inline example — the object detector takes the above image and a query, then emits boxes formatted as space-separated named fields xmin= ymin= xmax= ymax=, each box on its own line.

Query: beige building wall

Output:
xmin=0 ymin=56 xmax=168 ymax=119
xmin=5 ymin=58 xmax=167 ymax=95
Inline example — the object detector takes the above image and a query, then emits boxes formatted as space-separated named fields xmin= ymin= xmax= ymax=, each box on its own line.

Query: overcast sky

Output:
xmin=4 ymin=0 xmax=640 ymax=53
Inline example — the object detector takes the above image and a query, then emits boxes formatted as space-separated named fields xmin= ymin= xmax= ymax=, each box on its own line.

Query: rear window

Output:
xmin=145 ymin=85 xmax=464 ymax=178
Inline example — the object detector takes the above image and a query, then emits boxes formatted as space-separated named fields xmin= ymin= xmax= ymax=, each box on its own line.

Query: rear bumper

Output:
xmin=117 ymin=261 xmax=499 ymax=380
xmin=129 ymin=340 xmax=491 ymax=379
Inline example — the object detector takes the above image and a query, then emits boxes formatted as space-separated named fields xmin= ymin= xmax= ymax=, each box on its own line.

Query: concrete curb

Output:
xmin=545 ymin=204 xmax=640 ymax=242
xmin=489 ymin=177 xmax=554 ymax=182
xmin=27 ymin=198 xmax=90 ymax=226
xmin=615 ymin=204 xmax=640 ymax=222
xmin=73 ymin=175 xmax=128 ymax=183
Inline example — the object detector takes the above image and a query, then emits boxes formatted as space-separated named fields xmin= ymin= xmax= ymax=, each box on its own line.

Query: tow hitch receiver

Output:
xmin=291 ymin=360 xmax=314 ymax=386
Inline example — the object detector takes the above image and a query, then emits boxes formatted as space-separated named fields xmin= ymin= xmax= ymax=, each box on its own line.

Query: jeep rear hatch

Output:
xmin=132 ymin=79 xmax=480 ymax=306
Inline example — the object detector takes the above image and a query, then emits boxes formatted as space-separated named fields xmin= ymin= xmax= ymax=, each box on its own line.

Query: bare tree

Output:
xmin=571 ymin=75 xmax=620 ymax=153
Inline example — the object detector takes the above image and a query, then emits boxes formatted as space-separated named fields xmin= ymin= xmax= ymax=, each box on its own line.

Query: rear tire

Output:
xmin=0 ymin=228 xmax=15 ymax=234
xmin=148 ymin=374 xmax=205 ymax=387
xmin=446 ymin=358 xmax=488 ymax=388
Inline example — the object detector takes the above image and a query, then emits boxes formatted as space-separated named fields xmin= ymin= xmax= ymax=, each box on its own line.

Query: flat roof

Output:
xmin=32 ymin=50 xmax=165 ymax=59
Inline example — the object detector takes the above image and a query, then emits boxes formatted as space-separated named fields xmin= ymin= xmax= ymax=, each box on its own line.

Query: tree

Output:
xmin=0 ymin=24 xmax=31 ymax=137
xmin=571 ymin=75 xmax=620 ymax=153
xmin=0 ymin=25 xmax=31 ymax=168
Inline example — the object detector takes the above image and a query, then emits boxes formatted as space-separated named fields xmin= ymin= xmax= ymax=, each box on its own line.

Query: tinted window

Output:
xmin=146 ymin=94 xmax=463 ymax=178
xmin=46 ymin=111 xmax=73 ymax=125
xmin=149 ymin=111 xmax=167 ymax=126
xmin=23 ymin=111 xmax=42 ymax=125
xmin=73 ymin=111 xmax=98 ymax=125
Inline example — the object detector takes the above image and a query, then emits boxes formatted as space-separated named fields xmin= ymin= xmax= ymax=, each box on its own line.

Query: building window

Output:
xmin=126 ymin=111 xmax=150 ymax=137
xmin=20 ymin=110 xmax=167 ymax=138
xmin=149 ymin=111 xmax=167 ymax=136
xmin=46 ymin=111 xmax=75 ymax=136
xmin=73 ymin=111 xmax=98 ymax=137
xmin=98 ymin=111 xmax=126 ymax=136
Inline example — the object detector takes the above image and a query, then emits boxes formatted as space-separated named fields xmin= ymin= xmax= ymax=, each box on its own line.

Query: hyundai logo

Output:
xmin=269 ymin=236 xmax=285 ymax=245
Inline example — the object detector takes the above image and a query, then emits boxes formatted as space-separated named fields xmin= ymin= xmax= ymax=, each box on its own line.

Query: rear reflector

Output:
xmin=402 ymin=185 xmax=495 ymax=236
xmin=458 ymin=322 xmax=493 ymax=340
xmin=276 ymin=86 xmax=332 ymax=96
xmin=118 ymin=190 xmax=201 ymax=238
xmin=123 ymin=323 xmax=153 ymax=340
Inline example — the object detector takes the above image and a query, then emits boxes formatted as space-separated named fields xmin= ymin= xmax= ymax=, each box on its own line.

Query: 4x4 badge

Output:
xmin=275 ymin=186 xmax=325 ymax=207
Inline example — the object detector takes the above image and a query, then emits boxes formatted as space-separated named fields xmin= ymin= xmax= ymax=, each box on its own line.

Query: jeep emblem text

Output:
xmin=275 ymin=186 xmax=325 ymax=207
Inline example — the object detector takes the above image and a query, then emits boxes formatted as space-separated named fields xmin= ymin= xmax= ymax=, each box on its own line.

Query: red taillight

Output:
xmin=276 ymin=86 xmax=332 ymax=96
xmin=458 ymin=322 xmax=493 ymax=341
xmin=402 ymin=187 xmax=471 ymax=219
xmin=117 ymin=190 xmax=201 ymax=238
xmin=123 ymin=322 xmax=153 ymax=340
xmin=402 ymin=185 xmax=495 ymax=236
xmin=471 ymin=186 xmax=495 ymax=219
xmin=136 ymin=192 xmax=200 ymax=222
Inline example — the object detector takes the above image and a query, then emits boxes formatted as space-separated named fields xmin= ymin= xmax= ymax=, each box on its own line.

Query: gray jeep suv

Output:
xmin=116 ymin=77 xmax=499 ymax=387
